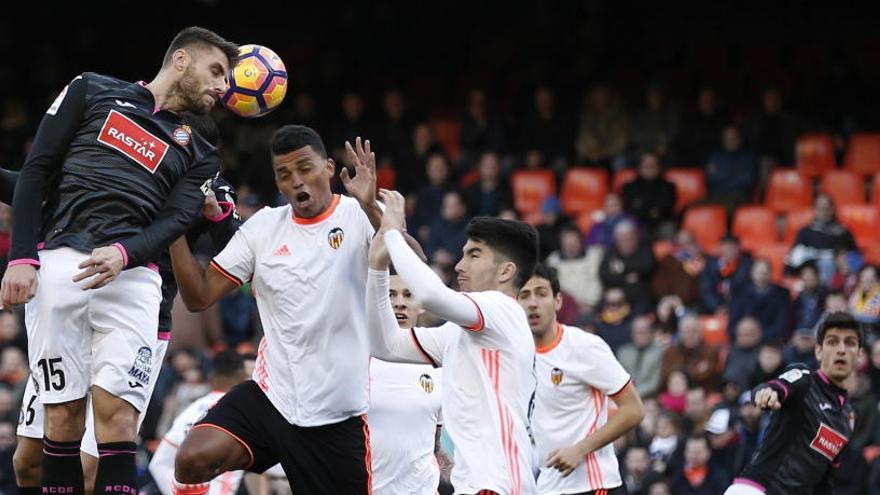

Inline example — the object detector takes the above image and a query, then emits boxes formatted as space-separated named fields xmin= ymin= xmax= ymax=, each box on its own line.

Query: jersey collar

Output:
xmin=292 ymin=194 xmax=340 ymax=225
xmin=536 ymin=323 xmax=564 ymax=354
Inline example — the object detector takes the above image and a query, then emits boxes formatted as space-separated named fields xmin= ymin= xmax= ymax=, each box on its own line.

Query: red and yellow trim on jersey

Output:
xmin=361 ymin=415 xmax=373 ymax=495
xmin=536 ymin=324 xmax=564 ymax=354
xmin=481 ymin=348 xmax=522 ymax=494
xmin=292 ymin=194 xmax=340 ymax=225
xmin=210 ymin=260 xmax=244 ymax=287
xmin=584 ymin=388 xmax=606 ymax=490
xmin=410 ymin=328 xmax=440 ymax=368
xmin=609 ymin=377 xmax=634 ymax=398
xmin=462 ymin=294 xmax=485 ymax=332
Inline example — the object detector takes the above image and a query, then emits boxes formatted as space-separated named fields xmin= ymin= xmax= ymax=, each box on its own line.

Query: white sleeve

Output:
xmin=579 ymin=335 xmax=632 ymax=396
xmin=384 ymin=229 xmax=481 ymax=329
xmin=148 ymin=439 xmax=176 ymax=495
xmin=367 ymin=268 xmax=438 ymax=365
xmin=211 ymin=227 xmax=255 ymax=286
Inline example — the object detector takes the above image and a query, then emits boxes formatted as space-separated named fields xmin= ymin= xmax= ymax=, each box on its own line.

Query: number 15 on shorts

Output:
xmin=37 ymin=358 xmax=66 ymax=391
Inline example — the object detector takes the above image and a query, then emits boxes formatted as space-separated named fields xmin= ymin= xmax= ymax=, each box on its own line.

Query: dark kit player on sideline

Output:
xmin=724 ymin=312 xmax=861 ymax=495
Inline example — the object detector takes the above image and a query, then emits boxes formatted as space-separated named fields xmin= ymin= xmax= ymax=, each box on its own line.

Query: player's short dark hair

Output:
xmin=466 ymin=217 xmax=538 ymax=289
xmin=163 ymin=26 xmax=239 ymax=68
xmin=817 ymin=311 xmax=863 ymax=348
xmin=531 ymin=263 xmax=560 ymax=296
xmin=212 ymin=350 xmax=244 ymax=378
xmin=271 ymin=125 xmax=328 ymax=159
xmin=183 ymin=112 xmax=219 ymax=146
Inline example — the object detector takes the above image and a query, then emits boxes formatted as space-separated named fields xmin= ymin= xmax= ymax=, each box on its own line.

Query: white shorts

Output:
xmin=25 ymin=248 xmax=161 ymax=411
xmin=723 ymin=479 xmax=766 ymax=495
xmin=17 ymin=338 xmax=169 ymax=457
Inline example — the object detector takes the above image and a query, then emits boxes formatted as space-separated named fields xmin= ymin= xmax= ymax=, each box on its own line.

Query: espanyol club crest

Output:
xmin=551 ymin=368 xmax=563 ymax=387
xmin=172 ymin=125 xmax=192 ymax=146
xmin=420 ymin=373 xmax=434 ymax=394
xmin=328 ymin=227 xmax=344 ymax=250
xmin=127 ymin=346 xmax=153 ymax=389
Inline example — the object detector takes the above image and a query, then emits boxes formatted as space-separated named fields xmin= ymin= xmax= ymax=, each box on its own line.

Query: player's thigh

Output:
xmin=26 ymin=248 xmax=92 ymax=405
xmin=283 ymin=415 xmax=371 ymax=494
xmin=89 ymin=266 xmax=161 ymax=413
xmin=187 ymin=380 xmax=281 ymax=474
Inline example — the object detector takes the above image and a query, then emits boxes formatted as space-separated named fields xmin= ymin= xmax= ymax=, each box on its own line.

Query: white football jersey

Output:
xmin=369 ymin=358 xmax=443 ymax=494
xmin=412 ymin=291 xmax=537 ymax=495
xmin=533 ymin=324 xmax=631 ymax=493
xmin=150 ymin=391 xmax=243 ymax=495
xmin=212 ymin=195 xmax=373 ymax=426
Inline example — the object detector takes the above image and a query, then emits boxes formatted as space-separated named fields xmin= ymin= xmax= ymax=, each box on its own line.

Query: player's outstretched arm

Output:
xmin=547 ymin=382 xmax=644 ymax=477
xmin=169 ymin=236 xmax=238 ymax=312
xmin=366 ymin=235 xmax=432 ymax=364
xmin=378 ymin=190 xmax=481 ymax=328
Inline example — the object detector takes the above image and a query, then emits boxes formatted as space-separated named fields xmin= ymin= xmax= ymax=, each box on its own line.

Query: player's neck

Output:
xmin=534 ymin=321 xmax=560 ymax=349
xmin=818 ymin=367 xmax=848 ymax=389
xmin=144 ymin=72 xmax=184 ymax=113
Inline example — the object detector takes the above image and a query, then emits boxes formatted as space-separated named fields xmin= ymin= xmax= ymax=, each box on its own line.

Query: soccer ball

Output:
xmin=222 ymin=44 xmax=288 ymax=118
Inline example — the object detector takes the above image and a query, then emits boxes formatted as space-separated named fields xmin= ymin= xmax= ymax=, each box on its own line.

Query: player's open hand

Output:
xmin=73 ymin=245 xmax=126 ymax=290
xmin=378 ymin=189 xmax=406 ymax=233
xmin=547 ymin=444 xmax=587 ymax=477
xmin=0 ymin=264 xmax=38 ymax=307
xmin=341 ymin=137 xmax=377 ymax=206
xmin=754 ymin=386 xmax=782 ymax=410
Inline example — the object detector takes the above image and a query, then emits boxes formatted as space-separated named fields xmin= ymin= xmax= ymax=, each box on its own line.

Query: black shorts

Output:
xmin=194 ymin=380 xmax=371 ymax=494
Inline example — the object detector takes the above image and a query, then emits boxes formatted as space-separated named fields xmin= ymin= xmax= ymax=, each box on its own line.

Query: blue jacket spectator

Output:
xmin=699 ymin=236 xmax=753 ymax=313
xmin=705 ymin=125 xmax=758 ymax=204
xmin=728 ymin=260 xmax=792 ymax=342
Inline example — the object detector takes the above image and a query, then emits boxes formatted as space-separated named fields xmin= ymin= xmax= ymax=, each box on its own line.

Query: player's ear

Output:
xmin=325 ymin=158 xmax=335 ymax=175
xmin=814 ymin=342 xmax=823 ymax=361
xmin=172 ymin=49 xmax=189 ymax=72
xmin=497 ymin=261 xmax=516 ymax=285
xmin=554 ymin=292 xmax=563 ymax=311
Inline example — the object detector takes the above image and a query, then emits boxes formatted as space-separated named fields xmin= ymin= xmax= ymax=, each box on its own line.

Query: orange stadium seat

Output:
xmin=511 ymin=169 xmax=556 ymax=216
xmin=837 ymin=204 xmax=880 ymax=249
xmin=700 ymin=314 xmax=729 ymax=347
xmin=753 ymin=242 xmax=789 ymax=283
xmin=682 ymin=205 xmax=727 ymax=253
xmin=819 ymin=170 xmax=865 ymax=206
xmin=459 ymin=169 xmax=480 ymax=189
xmin=576 ymin=210 xmax=598 ymax=236
xmin=845 ymin=133 xmax=880 ymax=175
xmin=871 ymin=172 xmax=880 ymax=206
xmin=560 ymin=167 xmax=608 ymax=216
xmin=376 ymin=166 xmax=396 ymax=190
xmin=665 ymin=168 xmax=707 ymax=213
xmin=765 ymin=169 xmax=812 ymax=213
xmin=431 ymin=119 xmax=462 ymax=162
xmin=782 ymin=208 xmax=814 ymax=244
xmin=612 ymin=168 xmax=637 ymax=192
xmin=796 ymin=133 xmax=836 ymax=177
xmin=732 ymin=205 xmax=777 ymax=252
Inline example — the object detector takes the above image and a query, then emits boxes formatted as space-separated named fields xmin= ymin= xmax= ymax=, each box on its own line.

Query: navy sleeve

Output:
xmin=117 ymin=152 xmax=220 ymax=267
xmin=10 ymin=75 xmax=87 ymax=264
xmin=752 ymin=364 xmax=812 ymax=407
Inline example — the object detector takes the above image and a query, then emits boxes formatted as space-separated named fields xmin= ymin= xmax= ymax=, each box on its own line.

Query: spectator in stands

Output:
xmin=623 ymin=446 xmax=661 ymax=495
xmin=574 ymin=83 xmax=629 ymax=168
xmin=600 ymin=219 xmax=657 ymax=311
xmin=427 ymin=190 xmax=470 ymax=261
xmin=732 ymin=391 xmax=764 ymax=475
xmin=699 ymin=235 xmax=753 ymax=314
xmin=0 ymin=310 xmax=24 ymax=352
xmin=332 ymin=91 xmax=374 ymax=155
xmin=722 ymin=317 xmax=762 ymax=389
xmin=786 ymin=193 xmax=857 ymax=283
xmin=744 ymin=86 xmax=801 ymax=169
xmin=398 ymin=122 xmax=444 ymax=194
xmin=596 ymin=287 xmax=635 ymax=351
xmin=462 ymin=151 xmax=513 ymax=217
xmin=830 ymin=249 xmax=859 ymax=295
xmin=377 ymin=89 xmax=416 ymax=161
xmin=656 ymin=294 xmax=686 ymax=336
xmin=660 ymin=315 xmax=721 ymax=392
xmin=629 ymin=82 xmax=680 ymax=162
xmin=412 ymin=153 xmax=456 ymax=241
xmin=849 ymin=264 xmax=880 ymax=336
xmin=728 ymin=259 xmax=792 ymax=342
xmin=867 ymin=339 xmax=880 ymax=397
xmin=519 ymin=85 xmax=572 ymax=167
xmin=0 ymin=420 xmax=14 ymax=492
xmin=460 ymin=89 xmax=507 ymax=166
xmin=534 ymin=196 xmax=571 ymax=260
xmin=824 ymin=289 xmax=849 ymax=313
xmin=793 ymin=263 xmax=827 ymax=330
xmin=649 ymin=481 xmax=673 ymax=495
xmin=617 ymin=316 xmax=666 ymax=399
xmin=782 ymin=326 xmax=819 ymax=369
xmin=659 ymin=370 xmax=689 ymax=415
xmin=586 ymin=192 xmax=638 ymax=248
xmin=0 ymin=346 xmax=27 ymax=390
xmin=545 ymin=225 xmax=603 ymax=310
xmin=653 ymin=229 xmax=705 ymax=307
xmin=650 ymin=413 xmax=683 ymax=477
xmin=235 ymin=189 xmax=263 ymax=222
xmin=675 ymin=87 xmax=731 ymax=168
xmin=705 ymin=125 xmax=758 ymax=206
xmin=671 ymin=434 xmax=729 ymax=495
xmin=683 ymin=387 xmax=712 ymax=436
xmin=622 ymin=153 xmax=677 ymax=238
xmin=747 ymin=342 xmax=785 ymax=389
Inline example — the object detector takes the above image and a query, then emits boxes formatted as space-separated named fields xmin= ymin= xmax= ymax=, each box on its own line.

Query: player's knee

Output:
xmin=13 ymin=440 xmax=42 ymax=485
xmin=44 ymin=401 xmax=86 ymax=440
xmin=92 ymin=388 xmax=138 ymax=442
xmin=174 ymin=442 xmax=222 ymax=483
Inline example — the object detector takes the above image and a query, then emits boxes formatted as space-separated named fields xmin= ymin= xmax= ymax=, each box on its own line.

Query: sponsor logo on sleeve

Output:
xmin=780 ymin=368 xmax=807 ymax=383
xmin=809 ymin=422 xmax=848 ymax=461
xmin=97 ymin=110 xmax=169 ymax=173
